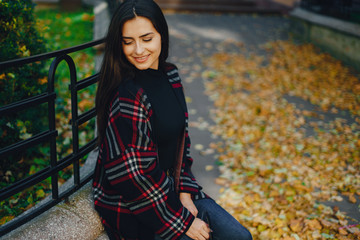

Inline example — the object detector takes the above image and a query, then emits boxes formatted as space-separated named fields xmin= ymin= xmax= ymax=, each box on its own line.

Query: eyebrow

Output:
xmin=122 ymin=32 xmax=154 ymax=39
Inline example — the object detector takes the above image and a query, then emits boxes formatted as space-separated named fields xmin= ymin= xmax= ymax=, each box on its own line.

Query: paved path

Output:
xmin=165 ymin=13 xmax=290 ymax=199
xmin=166 ymin=13 xmax=360 ymax=223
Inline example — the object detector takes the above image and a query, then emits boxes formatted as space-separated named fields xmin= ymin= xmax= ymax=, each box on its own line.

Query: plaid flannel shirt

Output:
xmin=93 ymin=65 xmax=207 ymax=240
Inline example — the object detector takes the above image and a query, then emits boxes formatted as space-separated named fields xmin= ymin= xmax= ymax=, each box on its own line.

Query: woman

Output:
xmin=92 ymin=1 xmax=252 ymax=239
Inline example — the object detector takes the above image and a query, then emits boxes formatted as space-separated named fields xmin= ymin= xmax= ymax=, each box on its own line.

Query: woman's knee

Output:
xmin=239 ymin=228 xmax=253 ymax=240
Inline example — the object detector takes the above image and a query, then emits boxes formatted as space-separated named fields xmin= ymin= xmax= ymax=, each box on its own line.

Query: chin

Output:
xmin=134 ymin=65 xmax=148 ymax=70
xmin=131 ymin=62 xmax=149 ymax=70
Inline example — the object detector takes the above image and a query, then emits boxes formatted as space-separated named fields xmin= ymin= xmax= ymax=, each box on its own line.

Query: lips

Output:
xmin=134 ymin=55 xmax=150 ymax=63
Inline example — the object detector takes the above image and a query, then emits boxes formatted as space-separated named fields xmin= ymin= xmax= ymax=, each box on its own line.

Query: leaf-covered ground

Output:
xmin=203 ymin=41 xmax=360 ymax=239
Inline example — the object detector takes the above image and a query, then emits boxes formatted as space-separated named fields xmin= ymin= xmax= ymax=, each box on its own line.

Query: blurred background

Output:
xmin=1 ymin=0 xmax=359 ymax=239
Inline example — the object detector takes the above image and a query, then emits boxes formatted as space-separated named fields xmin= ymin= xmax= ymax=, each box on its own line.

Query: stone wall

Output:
xmin=290 ymin=8 xmax=360 ymax=71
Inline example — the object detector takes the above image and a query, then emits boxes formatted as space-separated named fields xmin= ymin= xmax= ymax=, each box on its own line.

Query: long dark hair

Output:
xmin=96 ymin=0 xmax=169 ymax=145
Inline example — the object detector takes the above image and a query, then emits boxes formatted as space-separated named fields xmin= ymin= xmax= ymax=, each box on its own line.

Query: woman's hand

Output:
xmin=185 ymin=218 xmax=210 ymax=240
xmin=179 ymin=192 xmax=198 ymax=217
xmin=180 ymin=193 xmax=210 ymax=239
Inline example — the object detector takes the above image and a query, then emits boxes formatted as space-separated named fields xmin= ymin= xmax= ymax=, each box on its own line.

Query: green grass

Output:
xmin=35 ymin=7 xmax=97 ymax=160
xmin=35 ymin=7 xmax=95 ymax=50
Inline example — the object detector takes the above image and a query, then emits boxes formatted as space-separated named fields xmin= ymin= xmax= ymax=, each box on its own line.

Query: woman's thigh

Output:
xmin=155 ymin=198 xmax=252 ymax=240
xmin=194 ymin=198 xmax=252 ymax=240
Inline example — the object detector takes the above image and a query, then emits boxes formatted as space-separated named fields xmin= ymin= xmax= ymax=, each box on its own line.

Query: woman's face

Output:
xmin=122 ymin=16 xmax=162 ymax=70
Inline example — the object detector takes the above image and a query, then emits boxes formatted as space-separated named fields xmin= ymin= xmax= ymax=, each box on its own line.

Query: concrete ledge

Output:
xmin=2 ymin=150 xmax=108 ymax=240
xmin=2 ymin=183 xmax=105 ymax=240
xmin=290 ymin=8 xmax=360 ymax=38
xmin=290 ymin=8 xmax=360 ymax=71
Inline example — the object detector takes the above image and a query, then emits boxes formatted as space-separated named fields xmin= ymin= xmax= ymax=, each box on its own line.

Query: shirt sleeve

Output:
xmin=102 ymin=89 xmax=194 ymax=240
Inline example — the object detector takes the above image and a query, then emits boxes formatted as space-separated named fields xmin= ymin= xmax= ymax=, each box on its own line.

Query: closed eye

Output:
xmin=122 ymin=40 xmax=133 ymax=45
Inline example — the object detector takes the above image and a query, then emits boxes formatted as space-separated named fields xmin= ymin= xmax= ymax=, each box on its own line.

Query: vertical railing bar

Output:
xmin=48 ymin=56 xmax=59 ymax=200
xmin=68 ymin=54 xmax=80 ymax=186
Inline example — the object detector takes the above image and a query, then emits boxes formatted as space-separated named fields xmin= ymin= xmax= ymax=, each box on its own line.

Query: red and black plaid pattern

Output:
xmin=93 ymin=65 xmax=207 ymax=240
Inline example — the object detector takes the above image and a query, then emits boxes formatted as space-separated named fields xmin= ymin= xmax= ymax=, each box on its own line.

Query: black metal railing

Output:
xmin=300 ymin=0 xmax=360 ymax=23
xmin=0 ymin=38 xmax=104 ymax=237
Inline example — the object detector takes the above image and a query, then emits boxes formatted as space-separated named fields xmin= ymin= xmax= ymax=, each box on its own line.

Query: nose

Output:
xmin=135 ymin=42 xmax=144 ymax=55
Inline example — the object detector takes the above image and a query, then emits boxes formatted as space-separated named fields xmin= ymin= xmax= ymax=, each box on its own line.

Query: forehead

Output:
xmin=122 ymin=16 xmax=158 ymax=37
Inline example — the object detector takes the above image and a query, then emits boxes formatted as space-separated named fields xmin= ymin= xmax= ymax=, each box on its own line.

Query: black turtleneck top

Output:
xmin=134 ymin=68 xmax=185 ymax=171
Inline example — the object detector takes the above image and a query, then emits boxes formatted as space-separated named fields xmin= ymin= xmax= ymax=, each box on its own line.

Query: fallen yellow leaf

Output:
xmin=348 ymin=193 xmax=357 ymax=203
xmin=305 ymin=219 xmax=322 ymax=230
xmin=289 ymin=219 xmax=304 ymax=233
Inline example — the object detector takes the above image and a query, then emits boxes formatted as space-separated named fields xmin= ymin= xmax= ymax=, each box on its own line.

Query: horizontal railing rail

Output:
xmin=0 ymin=37 xmax=105 ymax=237
xmin=0 ymin=38 xmax=104 ymax=70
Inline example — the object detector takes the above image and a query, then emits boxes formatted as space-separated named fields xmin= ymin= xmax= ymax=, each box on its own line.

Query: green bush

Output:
xmin=0 ymin=0 xmax=48 ymax=182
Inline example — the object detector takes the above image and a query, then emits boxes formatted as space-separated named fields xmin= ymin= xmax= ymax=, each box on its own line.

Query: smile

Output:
xmin=134 ymin=55 xmax=150 ymax=63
